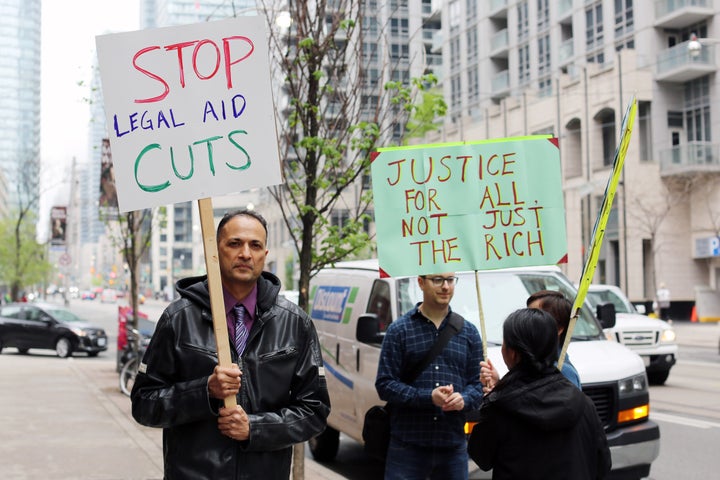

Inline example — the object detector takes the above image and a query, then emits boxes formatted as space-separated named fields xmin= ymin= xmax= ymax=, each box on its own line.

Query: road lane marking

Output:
xmin=651 ymin=411 xmax=720 ymax=429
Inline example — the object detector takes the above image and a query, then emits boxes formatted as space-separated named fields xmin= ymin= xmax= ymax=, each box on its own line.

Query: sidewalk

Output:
xmin=0 ymin=353 xmax=344 ymax=480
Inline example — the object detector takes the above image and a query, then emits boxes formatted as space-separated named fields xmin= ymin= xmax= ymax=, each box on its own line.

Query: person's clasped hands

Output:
xmin=432 ymin=384 xmax=465 ymax=412
xmin=208 ymin=363 xmax=250 ymax=441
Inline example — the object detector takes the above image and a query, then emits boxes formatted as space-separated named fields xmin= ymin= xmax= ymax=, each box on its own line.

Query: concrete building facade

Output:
xmin=426 ymin=0 xmax=720 ymax=318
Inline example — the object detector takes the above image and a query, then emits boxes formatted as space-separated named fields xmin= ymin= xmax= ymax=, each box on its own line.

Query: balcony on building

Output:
xmin=558 ymin=38 xmax=575 ymax=66
xmin=425 ymin=52 xmax=442 ymax=69
xmin=490 ymin=0 xmax=508 ymax=18
xmin=558 ymin=0 xmax=573 ymax=22
xmin=659 ymin=142 xmax=720 ymax=176
xmin=491 ymin=70 xmax=510 ymax=100
xmin=655 ymin=40 xmax=716 ymax=82
xmin=654 ymin=0 xmax=714 ymax=29
xmin=431 ymin=30 xmax=443 ymax=54
xmin=490 ymin=29 xmax=509 ymax=58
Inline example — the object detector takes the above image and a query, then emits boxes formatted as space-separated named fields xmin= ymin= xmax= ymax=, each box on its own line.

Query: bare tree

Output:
xmin=99 ymin=206 xmax=155 ymax=339
xmin=628 ymin=176 xmax=695 ymax=298
xmin=257 ymin=2 xmax=445 ymax=477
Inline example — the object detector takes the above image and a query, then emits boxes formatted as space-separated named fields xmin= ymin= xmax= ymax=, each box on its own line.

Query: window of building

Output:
xmin=595 ymin=109 xmax=616 ymax=167
xmin=517 ymin=1 xmax=529 ymax=41
xmin=362 ymin=42 xmax=379 ymax=63
xmin=466 ymin=0 xmax=477 ymax=20
xmin=638 ymin=101 xmax=652 ymax=162
xmin=537 ymin=34 xmax=551 ymax=94
xmin=466 ymin=28 xmax=478 ymax=64
xmin=537 ymin=0 xmax=550 ymax=32
xmin=422 ymin=0 xmax=433 ymax=16
xmin=684 ymin=77 xmax=711 ymax=142
xmin=585 ymin=1 xmax=604 ymax=63
xmin=173 ymin=202 xmax=192 ymax=243
xmin=450 ymin=74 xmax=462 ymax=113
xmin=450 ymin=35 xmax=461 ymax=72
xmin=361 ymin=67 xmax=380 ymax=88
xmin=467 ymin=68 xmax=479 ymax=108
xmin=390 ymin=0 xmax=408 ymax=12
xmin=518 ymin=43 xmax=530 ymax=86
xmin=667 ymin=111 xmax=683 ymax=127
xmin=564 ymin=118 xmax=583 ymax=179
xmin=448 ymin=0 xmax=460 ymax=31
xmin=362 ymin=16 xmax=378 ymax=37
xmin=330 ymin=209 xmax=349 ymax=230
xmin=390 ymin=17 xmax=408 ymax=37
xmin=390 ymin=43 xmax=409 ymax=61
xmin=614 ymin=0 xmax=634 ymax=38
xmin=392 ymin=68 xmax=410 ymax=82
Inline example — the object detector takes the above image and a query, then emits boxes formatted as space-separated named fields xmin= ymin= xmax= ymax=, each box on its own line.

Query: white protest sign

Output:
xmin=96 ymin=17 xmax=282 ymax=213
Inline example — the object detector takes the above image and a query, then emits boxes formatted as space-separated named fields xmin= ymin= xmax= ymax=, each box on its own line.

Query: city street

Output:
xmin=0 ymin=298 xmax=718 ymax=479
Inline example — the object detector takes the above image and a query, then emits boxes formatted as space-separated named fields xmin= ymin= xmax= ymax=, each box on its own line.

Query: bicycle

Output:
xmin=119 ymin=328 xmax=147 ymax=397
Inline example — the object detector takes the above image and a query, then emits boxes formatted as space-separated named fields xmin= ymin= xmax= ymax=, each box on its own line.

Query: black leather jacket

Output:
xmin=131 ymin=272 xmax=330 ymax=480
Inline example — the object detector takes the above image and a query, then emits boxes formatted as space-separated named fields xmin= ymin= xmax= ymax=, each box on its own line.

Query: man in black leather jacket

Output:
xmin=131 ymin=209 xmax=330 ymax=479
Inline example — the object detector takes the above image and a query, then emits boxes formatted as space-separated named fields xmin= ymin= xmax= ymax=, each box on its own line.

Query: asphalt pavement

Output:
xmin=0 ymin=348 xmax=344 ymax=480
xmin=0 ymin=297 xmax=716 ymax=480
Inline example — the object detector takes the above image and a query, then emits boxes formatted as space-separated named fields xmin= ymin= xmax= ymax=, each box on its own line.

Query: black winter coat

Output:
xmin=131 ymin=272 xmax=330 ymax=480
xmin=467 ymin=368 xmax=611 ymax=480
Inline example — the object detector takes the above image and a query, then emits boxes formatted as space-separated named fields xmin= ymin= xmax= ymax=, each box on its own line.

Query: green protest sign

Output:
xmin=370 ymin=136 xmax=566 ymax=277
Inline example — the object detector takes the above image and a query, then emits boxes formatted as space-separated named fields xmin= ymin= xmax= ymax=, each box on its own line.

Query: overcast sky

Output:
xmin=39 ymin=1 xmax=140 ymax=239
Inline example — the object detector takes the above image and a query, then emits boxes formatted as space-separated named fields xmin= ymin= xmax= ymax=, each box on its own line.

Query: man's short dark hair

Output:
xmin=526 ymin=290 xmax=572 ymax=344
xmin=217 ymin=209 xmax=268 ymax=239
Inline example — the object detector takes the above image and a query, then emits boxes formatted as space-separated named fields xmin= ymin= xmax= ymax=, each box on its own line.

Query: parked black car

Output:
xmin=0 ymin=302 xmax=108 ymax=358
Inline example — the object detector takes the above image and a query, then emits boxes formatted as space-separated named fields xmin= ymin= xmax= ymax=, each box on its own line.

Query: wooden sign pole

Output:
xmin=198 ymin=197 xmax=237 ymax=408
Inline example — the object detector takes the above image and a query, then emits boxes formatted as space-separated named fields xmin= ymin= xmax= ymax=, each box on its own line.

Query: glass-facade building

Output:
xmin=0 ymin=0 xmax=41 ymax=213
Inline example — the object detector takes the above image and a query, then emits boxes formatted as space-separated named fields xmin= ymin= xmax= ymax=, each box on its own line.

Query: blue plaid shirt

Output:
xmin=376 ymin=304 xmax=484 ymax=449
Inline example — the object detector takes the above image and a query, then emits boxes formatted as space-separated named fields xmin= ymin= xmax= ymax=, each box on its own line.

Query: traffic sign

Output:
xmin=59 ymin=253 xmax=71 ymax=266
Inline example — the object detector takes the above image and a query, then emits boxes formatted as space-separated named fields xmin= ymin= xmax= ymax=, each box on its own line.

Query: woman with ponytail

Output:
xmin=467 ymin=308 xmax=611 ymax=479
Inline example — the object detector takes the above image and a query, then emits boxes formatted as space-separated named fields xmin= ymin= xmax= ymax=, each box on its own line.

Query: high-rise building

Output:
xmin=430 ymin=0 xmax=720 ymax=315
xmin=0 ymin=0 xmax=41 ymax=213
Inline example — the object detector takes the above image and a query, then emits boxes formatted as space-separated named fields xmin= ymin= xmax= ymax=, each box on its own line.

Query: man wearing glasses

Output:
xmin=375 ymin=274 xmax=484 ymax=480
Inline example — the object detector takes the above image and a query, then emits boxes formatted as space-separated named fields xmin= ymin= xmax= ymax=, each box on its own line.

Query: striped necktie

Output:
xmin=233 ymin=304 xmax=249 ymax=356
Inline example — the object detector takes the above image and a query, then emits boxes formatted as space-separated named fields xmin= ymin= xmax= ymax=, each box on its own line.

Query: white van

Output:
xmin=308 ymin=259 xmax=660 ymax=480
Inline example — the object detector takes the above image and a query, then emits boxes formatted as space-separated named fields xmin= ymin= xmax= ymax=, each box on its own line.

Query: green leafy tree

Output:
xmin=403 ymin=84 xmax=447 ymax=143
xmin=0 ymin=210 xmax=52 ymax=300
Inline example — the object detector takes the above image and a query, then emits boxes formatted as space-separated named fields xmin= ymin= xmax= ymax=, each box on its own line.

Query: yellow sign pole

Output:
xmin=558 ymin=97 xmax=638 ymax=370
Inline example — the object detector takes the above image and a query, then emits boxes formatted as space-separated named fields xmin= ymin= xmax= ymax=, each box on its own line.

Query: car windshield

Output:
xmin=397 ymin=270 xmax=603 ymax=344
xmin=586 ymin=289 xmax=634 ymax=314
xmin=45 ymin=307 xmax=85 ymax=323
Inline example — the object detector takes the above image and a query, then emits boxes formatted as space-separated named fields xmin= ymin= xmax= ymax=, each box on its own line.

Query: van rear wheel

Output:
xmin=308 ymin=426 xmax=339 ymax=462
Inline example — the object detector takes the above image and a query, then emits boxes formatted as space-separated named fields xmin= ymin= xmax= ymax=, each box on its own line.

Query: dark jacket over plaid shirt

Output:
xmin=375 ymin=304 xmax=484 ymax=449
